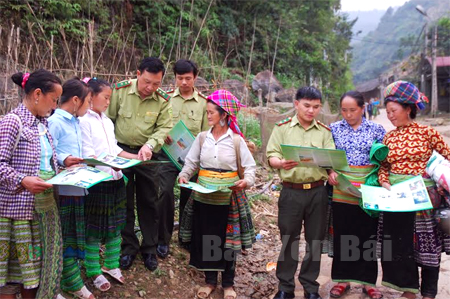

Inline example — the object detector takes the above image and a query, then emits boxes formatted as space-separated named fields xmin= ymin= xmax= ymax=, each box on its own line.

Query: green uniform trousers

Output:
xmin=276 ymin=185 xmax=328 ymax=294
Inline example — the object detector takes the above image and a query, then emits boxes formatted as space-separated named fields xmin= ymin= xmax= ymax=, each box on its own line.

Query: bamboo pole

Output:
xmin=189 ymin=0 xmax=214 ymax=60
xmin=89 ymin=21 xmax=94 ymax=77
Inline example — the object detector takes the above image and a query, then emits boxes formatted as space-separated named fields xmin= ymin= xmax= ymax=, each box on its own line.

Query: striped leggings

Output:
xmin=85 ymin=236 xmax=121 ymax=278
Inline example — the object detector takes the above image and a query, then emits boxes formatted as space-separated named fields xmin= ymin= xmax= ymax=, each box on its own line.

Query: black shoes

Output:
xmin=119 ymin=254 xmax=136 ymax=270
xmin=156 ymin=244 xmax=169 ymax=259
xmin=304 ymin=291 xmax=322 ymax=299
xmin=142 ymin=253 xmax=158 ymax=271
xmin=273 ymin=291 xmax=295 ymax=299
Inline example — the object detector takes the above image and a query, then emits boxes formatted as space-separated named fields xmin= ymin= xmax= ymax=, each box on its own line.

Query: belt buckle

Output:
xmin=303 ymin=183 xmax=311 ymax=189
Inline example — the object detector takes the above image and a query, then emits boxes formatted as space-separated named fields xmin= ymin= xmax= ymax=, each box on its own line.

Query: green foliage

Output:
xmin=1 ymin=0 xmax=355 ymax=103
xmin=238 ymin=113 xmax=261 ymax=147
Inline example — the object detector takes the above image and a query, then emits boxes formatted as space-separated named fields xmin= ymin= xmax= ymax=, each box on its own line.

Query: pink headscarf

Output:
xmin=207 ymin=90 xmax=246 ymax=137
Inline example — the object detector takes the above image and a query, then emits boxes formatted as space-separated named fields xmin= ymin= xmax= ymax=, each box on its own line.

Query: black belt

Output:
xmin=118 ymin=142 xmax=141 ymax=150
xmin=282 ymin=180 xmax=325 ymax=190
xmin=202 ymin=167 xmax=233 ymax=173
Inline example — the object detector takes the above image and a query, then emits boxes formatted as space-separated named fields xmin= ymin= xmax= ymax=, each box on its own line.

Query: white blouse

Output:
xmin=79 ymin=109 xmax=123 ymax=180
xmin=179 ymin=128 xmax=256 ymax=186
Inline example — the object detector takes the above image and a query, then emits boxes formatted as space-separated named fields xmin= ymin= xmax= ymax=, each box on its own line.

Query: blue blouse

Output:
xmin=330 ymin=117 xmax=386 ymax=166
xmin=48 ymin=109 xmax=83 ymax=166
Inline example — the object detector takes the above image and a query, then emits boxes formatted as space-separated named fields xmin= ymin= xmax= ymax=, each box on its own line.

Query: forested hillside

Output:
xmin=0 ymin=0 xmax=355 ymax=105
xmin=345 ymin=10 xmax=385 ymax=41
xmin=351 ymin=0 xmax=450 ymax=84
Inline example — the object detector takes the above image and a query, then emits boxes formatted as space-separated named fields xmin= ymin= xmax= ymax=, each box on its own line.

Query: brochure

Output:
xmin=47 ymin=166 xmax=112 ymax=189
xmin=281 ymin=144 xmax=350 ymax=171
xmin=162 ymin=120 xmax=196 ymax=170
xmin=83 ymin=153 xmax=169 ymax=169
xmin=179 ymin=182 xmax=235 ymax=194
xmin=336 ymin=174 xmax=362 ymax=197
xmin=360 ymin=176 xmax=433 ymax=212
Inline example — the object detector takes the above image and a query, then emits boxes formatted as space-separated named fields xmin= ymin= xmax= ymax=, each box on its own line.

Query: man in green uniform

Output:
xmin=157 ymin=59 xmax=209 ymax=258
xmin=266 ymin=87 xmax=337 ymax=299
xmin=106 ymin=57 xmax=173 ymax=271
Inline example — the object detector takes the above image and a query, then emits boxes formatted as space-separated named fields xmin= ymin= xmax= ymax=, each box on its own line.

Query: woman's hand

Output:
xmin=229 ymin=179 xmax=248 ymax=192
xmin=381 ymin=182 xmax=391 ymax=190
xmin=178 ymin=177 xmax=188 ymax=184
xmin=64 ymin=156 xmax=84 ymax=167
xmin=327 ymin=170 xmax=339 ymax=186
xmin=21 ymin=176 xmax=52 ymax=194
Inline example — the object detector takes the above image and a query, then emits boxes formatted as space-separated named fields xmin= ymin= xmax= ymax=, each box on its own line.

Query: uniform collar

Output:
xmin=129 ymin=78 xmax=157 ymax=101
xmin=290 ymin=114 xmax=320 ymax=130
xmin=172 ymin=87 xmax=198 ymax=102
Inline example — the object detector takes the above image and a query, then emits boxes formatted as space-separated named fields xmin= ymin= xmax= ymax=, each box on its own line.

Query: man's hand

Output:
xmin=64 ymin=156 xmax=84 ymax=167
xmin=21 ymin=176 xmax=52 ymax=194
xmin=229 ymin=179 xmax=248 ymax=192
xmin=178 ymin=177 xmax=189 ymax=184
xmin=381 ymin=182 xmax=391 ymax=190
xmin=164 ymin=135 xmax=173 ymax=145
xmin=138 ymin=145 xmax=152 ymax=161
xmin=327 ymin=170 xmax=339 ymax=186
xmin=280 ymin=159 xmax=298 ymax=170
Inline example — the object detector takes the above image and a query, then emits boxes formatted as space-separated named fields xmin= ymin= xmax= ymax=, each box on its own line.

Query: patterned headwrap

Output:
xmin=207 ymin=89 xmax=246 ymax=137
xmin=383 ymin=80 xmax=429 ymax=110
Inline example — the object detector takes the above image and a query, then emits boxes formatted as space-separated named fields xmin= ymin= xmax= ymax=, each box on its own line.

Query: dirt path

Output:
xmin=80 ymin=108 xmax=450 ymax=299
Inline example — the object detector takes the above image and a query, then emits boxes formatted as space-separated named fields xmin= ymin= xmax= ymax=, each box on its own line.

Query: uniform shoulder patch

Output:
xmin=276 ymin=117 xmax=292 ymax=126
xmin=114 ymin=80 xmax=131 ymax=90
xmin=317 ymin=120 xmax=331 ymax=131
xmin=156 ymin=88 xmax=171 ymax=101
xmin=198 ymin=91 xmax=208 ymax=100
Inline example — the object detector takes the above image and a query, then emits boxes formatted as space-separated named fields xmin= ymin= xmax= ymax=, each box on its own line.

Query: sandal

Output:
xmin=70 ymin=286 xmax=96 ymax=299
xmin=197 ymin=285 xmax=215 ymax=298
xmin=224 ymin=287 xmax=237 ymax=299
xmin=330 ymin=284 xmax=350 ymax=298
xmin=93 ymin=275 xmax=111 ymax=292
xmin=363 ymin=287 xmax=383 ymax=299
xmin=102 ymin=267 xmax=125 ymax=284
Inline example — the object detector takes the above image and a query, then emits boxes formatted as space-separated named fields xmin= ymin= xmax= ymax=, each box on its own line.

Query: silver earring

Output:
xmin=219 ymin=119 xmax=226 ymax=127
xmin=35 ymin=98 xmax=38 ymax=105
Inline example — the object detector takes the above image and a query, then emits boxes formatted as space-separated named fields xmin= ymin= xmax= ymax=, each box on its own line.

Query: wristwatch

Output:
xmin=145 ymin=144 xmax=154 ymax=151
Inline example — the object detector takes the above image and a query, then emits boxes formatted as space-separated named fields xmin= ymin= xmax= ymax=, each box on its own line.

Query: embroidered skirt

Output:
xmin=84 ymin=178 xmax=126 ymax=240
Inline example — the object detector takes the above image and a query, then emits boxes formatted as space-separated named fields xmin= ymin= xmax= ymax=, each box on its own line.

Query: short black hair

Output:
xmin=340 ymin=90 xmax=365 ymax=108
xmin=295 ymin=86 xmax=322 ymax=102
xmin=385 ymin=99 xmax=417 ymax=119
xmin=87 ymin=78 xmax=111 ymax=96
xmin=138 ymin=57 xmax=165 ymax=75
xmin=60 ymin=78 xmax=91 ymax=105
xmin=173 ymin=59 xmax=198 ymax=77
xmin=11 ymin=69 xmax=61 ymax=95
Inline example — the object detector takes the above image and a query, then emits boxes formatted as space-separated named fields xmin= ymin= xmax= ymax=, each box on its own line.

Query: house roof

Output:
xmin=426 ymin=56 xmax=450 ymax=67
xmin=355 ymin=78 xmax=380 ymax=93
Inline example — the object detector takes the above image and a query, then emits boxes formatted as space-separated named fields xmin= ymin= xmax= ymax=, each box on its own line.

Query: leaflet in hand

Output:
xmin=336 ymin=174 xmax=362 ymax=197
xmin=360 ymin=176 xmax=433 ymax=212
xmin=162 ymin=120 xmax=195 ymax=170
xmin=83 ymin=153 xmax=168 ymax=169
xmin=47 ymin=166 xmax=112 ymax=189
xmin=179 ymin=182 xmax=234 ymax=194
xmin=281 ymin=144 xmax=350 ymax=171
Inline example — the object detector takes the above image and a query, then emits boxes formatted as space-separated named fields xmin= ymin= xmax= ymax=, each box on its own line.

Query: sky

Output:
xmin=340 ymin=0 xmax=409 ymax=11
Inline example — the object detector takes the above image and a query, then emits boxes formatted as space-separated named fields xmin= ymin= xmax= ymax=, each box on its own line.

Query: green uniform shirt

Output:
xmin=167 ymin=87 xmax=209 ymax=136
xmin=266 ymin=115 xmax=335 ymax=183
xmin=106 ymin=78 xmax=173 ymax=152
